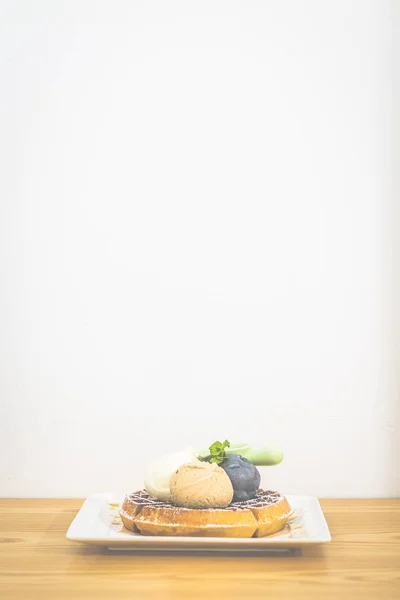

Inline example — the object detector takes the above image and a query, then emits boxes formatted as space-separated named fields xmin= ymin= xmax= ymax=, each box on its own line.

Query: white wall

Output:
xmin=0 ymin=0 xmax=397 ymax=498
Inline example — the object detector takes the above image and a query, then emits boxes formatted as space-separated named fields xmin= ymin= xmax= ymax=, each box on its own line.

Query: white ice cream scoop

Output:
xmin=144 ymin=447 xmax=198 ymax=502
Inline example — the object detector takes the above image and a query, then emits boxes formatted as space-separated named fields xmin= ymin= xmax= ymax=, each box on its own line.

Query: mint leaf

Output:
xmin=201 ymin=439 xmax=230 ymax=465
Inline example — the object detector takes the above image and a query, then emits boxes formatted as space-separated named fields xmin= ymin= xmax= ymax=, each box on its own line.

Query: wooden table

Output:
xmin=0 ymin=499 xmax=399 ymax=599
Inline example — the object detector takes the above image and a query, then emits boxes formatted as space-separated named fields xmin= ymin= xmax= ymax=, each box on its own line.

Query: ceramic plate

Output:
xmin=66 ymin=493 xmax=331 ymax=550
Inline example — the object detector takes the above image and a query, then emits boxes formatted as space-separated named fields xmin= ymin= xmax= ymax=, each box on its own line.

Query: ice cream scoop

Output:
xmin=170 ymin=461 xmax=234 ymax=508
xmin=220 ymin=454 xmax=261 ymax=502
xmin=196 ymin=442 xmax=284 ymax=466
xmin=235 ymin=444 xmax=284 ymax=466
xmin=144 ymin=447 xmax=198 ymax=502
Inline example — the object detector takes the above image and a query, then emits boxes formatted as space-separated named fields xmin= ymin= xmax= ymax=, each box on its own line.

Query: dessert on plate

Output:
xmin=119 ymin=440 xmax=291 ymax=538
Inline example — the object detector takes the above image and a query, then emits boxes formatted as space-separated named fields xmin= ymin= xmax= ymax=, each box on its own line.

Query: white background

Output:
xmin=0 ymin=1 xmax=398 ymax=498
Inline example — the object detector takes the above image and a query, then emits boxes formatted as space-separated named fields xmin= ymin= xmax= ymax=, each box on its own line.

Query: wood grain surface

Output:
xmin=0 ymin=498 xmax=399 ymax=599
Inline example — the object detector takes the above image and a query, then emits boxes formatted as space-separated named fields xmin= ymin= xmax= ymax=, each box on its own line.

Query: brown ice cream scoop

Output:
xmin=170 ymin=461 xmax=234 ymax=508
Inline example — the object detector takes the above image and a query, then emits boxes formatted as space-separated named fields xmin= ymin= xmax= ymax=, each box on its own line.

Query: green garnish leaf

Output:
xmin=201 ymin=439 xmax=230 ymax=465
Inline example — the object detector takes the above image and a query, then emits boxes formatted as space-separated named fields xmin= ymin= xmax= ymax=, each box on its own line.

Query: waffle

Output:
xmin=119 ymin=490 xmax=291 ymax=538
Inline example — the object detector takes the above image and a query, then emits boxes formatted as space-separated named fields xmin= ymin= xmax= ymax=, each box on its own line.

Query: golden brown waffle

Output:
xmin=119 ymin=490 xmax=291 ymax=538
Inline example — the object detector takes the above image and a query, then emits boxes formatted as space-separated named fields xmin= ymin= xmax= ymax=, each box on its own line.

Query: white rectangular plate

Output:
xmin=66 ymin=493 xmax=331 ymax=550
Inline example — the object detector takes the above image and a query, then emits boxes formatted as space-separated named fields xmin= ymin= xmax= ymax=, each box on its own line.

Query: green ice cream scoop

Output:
xmin=197 ymin=442 xmax=283 ymax=466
